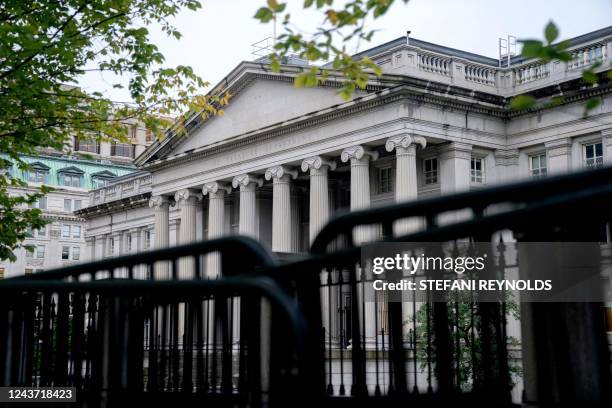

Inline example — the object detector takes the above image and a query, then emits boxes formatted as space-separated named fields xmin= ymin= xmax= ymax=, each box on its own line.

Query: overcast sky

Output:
xmin=79 ymin=0 xmax=612 ymax=102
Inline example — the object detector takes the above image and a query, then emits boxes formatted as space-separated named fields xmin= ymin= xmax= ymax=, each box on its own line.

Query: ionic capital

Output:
xmin=174 ymin=188 xmax=201 ymax=204
xmin=340 ymin=145 xmax=379 ymax=163
xmin=232 ymin=174 xmax=264 ymax=189
xmin=148 ymin=195 xmax=170 ymax=209
xmin=385 ymin=135 xmax=427 ymax=153
xmin=202 ymin=181 xmax=232 ymax=197
xmin=265 ymin=165 xmax=298 ymax=181
xmin=301 ymin=156 xmax=337 ymax=173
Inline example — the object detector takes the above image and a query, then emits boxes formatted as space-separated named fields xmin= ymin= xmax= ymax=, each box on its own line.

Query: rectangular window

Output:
xmin=471 ymin=157 xmax=484 ymax=183
xmin=32 ymin=197 xmax=47 ymax=210
xmin=109 ymin=238 xmax=115 ymax=255
xmin=111 ymin=143 xmax=135 ymax=158
xmin=73 ymin=225 xmax=81 ymax=238
xmin=24 ymin=268 xmax=33 ymax=276
xmin=62 ymin=225 xmax=71 ymax=238
xmin=423 ymin=158 xmax=438 ymax=185
xmin=73 ymin=200 xmax=82 ymax=210
xmin=530 ymin=154 xmax=547 ymax=178
xmin=61 ymin=246 xmax=70 ymax=260
xmin=28 ymin=169 xmax=48 ymax=183
xmin=64 ymin=198 xmax=72 ymax=212
xmin=583 ymin=142 xmax=603 ymax=168
xmin=377 ymin=167 xmax=393 ymax=194
xmin=36 ymin=225 xmax=46 ymax=237
xmin=75 ymin=139 xmax=100 ymax=154
xmin=127 ymin=235 xmax=133 ymax=252
xmin=26 ymin=247 xmax=33 ymax=258
xmin=60 ymin=173 xmax=82 ymax=188
xmin=26 ymin=227 xmax=33 ymax=238
xmin=36 ymin=245 xmax=45 ymax=259
xmin=72 ymin=246 xmax=80 ymax=261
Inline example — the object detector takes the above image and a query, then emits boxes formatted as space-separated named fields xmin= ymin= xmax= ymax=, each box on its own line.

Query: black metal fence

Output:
xmin=1 ymin=166 xmax=612 ymax=407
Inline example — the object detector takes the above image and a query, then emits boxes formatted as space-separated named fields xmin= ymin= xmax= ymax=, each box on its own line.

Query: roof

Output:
xmin=349 ymin=25 xmax=612 ymax=67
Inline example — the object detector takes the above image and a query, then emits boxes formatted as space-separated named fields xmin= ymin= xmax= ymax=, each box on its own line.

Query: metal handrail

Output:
xmin=10 ymin=235 xmax=276 ymax=281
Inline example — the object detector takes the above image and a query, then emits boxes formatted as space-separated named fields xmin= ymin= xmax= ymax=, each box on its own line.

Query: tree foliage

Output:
xmin=510 ymin=21 xmax=611 ymax=116
xmin=412 ymin=296 xmax=522 ymax=391
xmin=255 ymin=0 xmax=405 ymax=99
xmin=0 ymin=0 xmax=228 ymax=260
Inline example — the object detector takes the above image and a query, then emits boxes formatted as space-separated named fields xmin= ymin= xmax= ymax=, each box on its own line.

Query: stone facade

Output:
xmin=0 ymin=119 xmax=153 ymax=278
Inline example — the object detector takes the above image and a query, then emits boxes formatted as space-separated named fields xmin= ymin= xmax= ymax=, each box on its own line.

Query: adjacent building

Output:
xmin=0 ymin=121 xmax=154 ymax=278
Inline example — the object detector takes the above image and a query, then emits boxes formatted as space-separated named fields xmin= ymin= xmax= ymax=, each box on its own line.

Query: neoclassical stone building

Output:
xmin=78 ymin=26 xmax=612 ymax=265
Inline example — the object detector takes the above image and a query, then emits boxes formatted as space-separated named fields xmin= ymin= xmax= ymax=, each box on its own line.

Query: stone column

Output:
xmin=175 ymin=189 xmax=200 ymax=279
xmin=301 ymin=156 xmax=336 ymax=245
xmin=232 ymin=174 xmax=263 ymax=238
xmin=149 ymin=195 xmax=170 ymax=279
xmin=203 ymin=182 xmax=231 ymax=278
xmin=494 ymin=148 xmax=520 ymax=183
xmin=439 ymin=142 xmax=472 ymax=225
xmin=302 ymin=156 xmax=337 ymax=345
xmin=386 ymin=134 xmax=426 ymax=234
xmin=545 ymin=138 xmax=572 ymax=175
xmin=341 ymin=145 xmax=378 ymax=349
xmin=95 ymin=234 xmax=106 ymax=260
xmin=85 ymin=237 xmax=95 ymax=262
xmin=439 ymin=142 xmax=472 ymax=194
xmin=265 ymin=165 xmax=298 ymax=253
xmin=341 ymin=145 xmax=378 ymax=244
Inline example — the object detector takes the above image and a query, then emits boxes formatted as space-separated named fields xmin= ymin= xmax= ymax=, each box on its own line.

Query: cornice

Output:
xmin=142 ymin=84 xmax=509 ymax=173
xmin=138 ymin=64 xmax=611 ymax=172
xmin=76 ymin=192 xmax=151 ymax=219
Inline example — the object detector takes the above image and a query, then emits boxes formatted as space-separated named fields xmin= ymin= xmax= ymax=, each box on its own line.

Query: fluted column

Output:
xmin=149 ymin=195 xmax=170 ymax=279
xmin=301 ymin=156 xmax=336 ymax=244
xmin=265 ymin=165 xmax=298 ymax=253
xmin=175 ymin=189 xmax=200 ymax=279
xmin=341 ymin=145 xmax=378 ymax=348
xmin=232 ymin=174 xmax=263 ymax=238
xmin=341 ymin=145 xmax=378 ymax=244
xmin=302 ymin=156 xmax=337 ymax=345
xmin=203 ymin=182 xmax=231 ymax=277
xmin=386 ymin=134 xmax=426 ymax=234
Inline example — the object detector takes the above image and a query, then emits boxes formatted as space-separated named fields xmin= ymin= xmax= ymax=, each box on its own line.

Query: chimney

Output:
xmin=406 ymin=30 xmax=411 ymax=45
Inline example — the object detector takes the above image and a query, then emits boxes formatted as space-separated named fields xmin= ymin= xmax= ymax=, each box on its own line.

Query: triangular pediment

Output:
xmin=138 ymin=62 xmax=376 ymax=165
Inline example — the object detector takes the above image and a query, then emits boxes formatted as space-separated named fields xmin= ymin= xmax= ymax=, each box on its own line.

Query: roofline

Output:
xmin=352 ymin=25 xmax=612 ymax=67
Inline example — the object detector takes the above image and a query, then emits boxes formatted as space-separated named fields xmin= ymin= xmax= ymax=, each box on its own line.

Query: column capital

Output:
xmin=202 ymin=181 xmax=231 ymax=197
xmin=174 ymin=188 xmax=201 ymax=204
xmin=385 ymin=134 xmax=427 ymax=153
xmin=265 ymin=165 xmax=298 ymax=181
xmin=232 ymin=173 xmax=264 ymax=189
xmin=149 ymin=195 xmax=170 ymax=209
xmin=301 ymin=156 xmax=337 ymax=173
xmin=341 ymin=145 xmax=379 ymax=164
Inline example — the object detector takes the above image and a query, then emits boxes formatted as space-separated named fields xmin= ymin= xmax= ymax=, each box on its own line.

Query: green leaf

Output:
xmin=520 ymin=40 xmax=544 ymax=58
xmin=584 ymin=97 xmax=601 ymax=113
xmin=544 ymin=21 xmax=559 ymax=43
xmin=582 ymin=70 xmax=598 ymax=85
xmin=254 ymin=7 xmax=274 ymax=22
xmin=510 ymin=95 xmax=537 ymax=110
